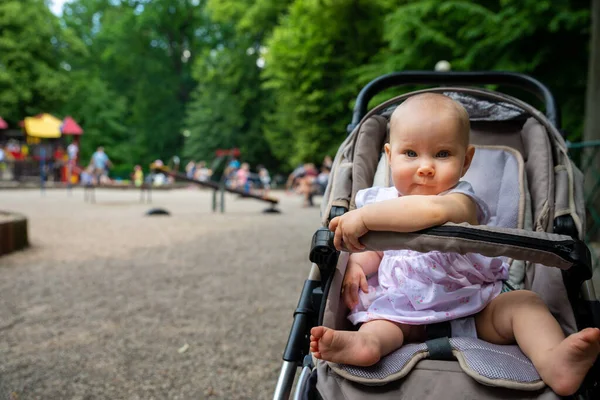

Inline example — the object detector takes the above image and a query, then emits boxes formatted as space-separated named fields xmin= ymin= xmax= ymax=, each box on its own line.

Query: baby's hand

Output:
xmin=342 ymin=263 xmax=368 ymax=309
xmin=329 ymin=210 xmax=368 ymax=252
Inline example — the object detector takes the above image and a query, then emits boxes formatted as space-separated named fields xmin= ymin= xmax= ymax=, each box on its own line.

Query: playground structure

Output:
xmin=153 ymin=150 xmax=280 ymax=214
xmin=2 ymin=113 xmax=86 ymax=188
xmin=83 ymin=182 xmax=152 ymax=204
xmin=80 ymin=149 xmax=279 ymax=213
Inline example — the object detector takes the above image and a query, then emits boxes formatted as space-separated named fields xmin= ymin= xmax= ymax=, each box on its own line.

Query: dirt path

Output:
xmin=0 ymin=188 xmax=321 ymax=399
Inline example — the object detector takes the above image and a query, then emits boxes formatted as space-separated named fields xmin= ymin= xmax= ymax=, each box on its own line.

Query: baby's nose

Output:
xmin=417 ymin=165 xmax=435 ymax=177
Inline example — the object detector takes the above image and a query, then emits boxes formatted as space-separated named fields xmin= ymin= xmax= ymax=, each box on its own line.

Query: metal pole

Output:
xmin=292 ymin=366 xmax=312 ymax=400
xmin=66 ymin=160 xmax=72 ymax=196
xmin=220 ymin=182 xmax=225 ymax=213
xmin=212 ymin=189 xmax=217 ymax=212
xmin=40 ymin=147 xmax=45 ymax=196
xmin=273 ymin=361 xmax=297 ymax=400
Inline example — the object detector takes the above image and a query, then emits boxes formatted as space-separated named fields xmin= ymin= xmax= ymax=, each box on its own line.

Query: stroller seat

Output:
xmin=319 ymin=143 xmax=559 ymax=395
xmin=274 ymin=72 xmax=597 ymax=400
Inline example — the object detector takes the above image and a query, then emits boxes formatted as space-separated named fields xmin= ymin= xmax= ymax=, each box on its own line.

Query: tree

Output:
xmin=183 ymin=0 xmax=292 ymax=170
xmin=184 ymin=40 xmax=273 ymax=168
xmin=0 ymin=0 xmax=85 ymax=123
xmin=262 ymin=0 xmax=386 ymax=168
xmin=583 ymin=0 xmax=599 ymax=240
xmin=62 ymin=0 xmax=216 ymax=169
xmin=584 ymin=0 xmax=599 ymax=144
xmin=363 ymin=0 xmax=591 ymax=138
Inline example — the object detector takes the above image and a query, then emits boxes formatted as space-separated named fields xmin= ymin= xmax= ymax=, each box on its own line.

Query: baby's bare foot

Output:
xmin=538 ymin=328 xmax=600 ymax=396
xmin=310 ymin=326 xmax=381 ymax=366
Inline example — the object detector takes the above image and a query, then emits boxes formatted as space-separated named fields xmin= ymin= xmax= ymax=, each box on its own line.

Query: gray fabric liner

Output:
xmin=521 ymin=119 xmax=554 ymax=233
xmin=316 ymin=359 xmax=558 ymax=400
xmin=329 ymin=337 xmax=543 ymax=391
xmin=351 ymin=116 xmax=388 ymax=204
xmin=445 ymin=92 xmax=529 ymax=121
xmin=356 ymin=224 xmax=576 ymax=270
xmin=464 ymin=147 xmax=525 ymax=230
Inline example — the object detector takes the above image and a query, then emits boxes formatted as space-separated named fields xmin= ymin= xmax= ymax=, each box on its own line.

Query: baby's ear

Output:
xmin=384 ymin=143 xmax=392 ymax=163
xmin=461 ymin=145 xmax=475 ymax=176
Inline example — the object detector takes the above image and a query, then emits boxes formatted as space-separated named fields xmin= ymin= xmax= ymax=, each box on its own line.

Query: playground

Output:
xmin=0 ymin=188 xmax=319 ymax=399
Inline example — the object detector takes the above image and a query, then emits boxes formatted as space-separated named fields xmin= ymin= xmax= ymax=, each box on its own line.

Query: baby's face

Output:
xmin=385 ymin=111 xmax=473 ymax=196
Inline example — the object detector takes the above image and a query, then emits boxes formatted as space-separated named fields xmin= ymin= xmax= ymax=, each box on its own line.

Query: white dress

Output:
xmin=347 ymin=181 xmax=509 ymax=326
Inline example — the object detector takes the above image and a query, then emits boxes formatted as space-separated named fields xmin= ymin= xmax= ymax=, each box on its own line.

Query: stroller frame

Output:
xmin=274 ymin=71 xmax=599 ymax=400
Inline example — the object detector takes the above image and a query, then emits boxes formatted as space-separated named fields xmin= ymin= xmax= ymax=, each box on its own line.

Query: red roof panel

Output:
xmin=61 ymin=116 xmax=84 ymax=135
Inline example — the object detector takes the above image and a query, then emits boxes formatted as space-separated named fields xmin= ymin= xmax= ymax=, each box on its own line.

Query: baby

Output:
xmin=310 ymin=93 xmax=600 ymax=396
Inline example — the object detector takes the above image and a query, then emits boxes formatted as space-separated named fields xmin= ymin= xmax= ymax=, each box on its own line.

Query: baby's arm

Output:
xmin=329 ymin=193 xmax=478 ymax=251
xmin=361 ymin=193 xmax=478 ymax=232
xmin=343 ymin=251 xmax=383 ymax=309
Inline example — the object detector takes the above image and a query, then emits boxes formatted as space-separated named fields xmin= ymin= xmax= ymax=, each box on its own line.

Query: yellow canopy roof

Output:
xmin=24 ymin=113 xmax=62 ymax=138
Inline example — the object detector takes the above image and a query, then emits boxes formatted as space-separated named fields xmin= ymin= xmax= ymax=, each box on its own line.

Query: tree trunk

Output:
xmin=584 ymin=0 xmax=600 ymax=242
xmin=585 ymin=0 xmax=600 ymax=143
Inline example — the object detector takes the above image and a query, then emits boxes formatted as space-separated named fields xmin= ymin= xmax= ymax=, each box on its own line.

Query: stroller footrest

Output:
xmin=327 ymin=337 xmax=545 ymax=391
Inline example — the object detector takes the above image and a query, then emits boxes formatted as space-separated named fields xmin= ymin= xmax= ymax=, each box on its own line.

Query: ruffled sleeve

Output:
xmin=443 ymin=181 xmax=491 ymax=225
xmin=355 ymin=186 xmax=399 ymax=209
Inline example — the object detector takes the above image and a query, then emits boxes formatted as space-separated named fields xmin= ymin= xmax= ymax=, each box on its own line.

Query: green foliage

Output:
xmin=0 ymin=0 xmax=85 ymax=123
xmin=0 ymin=0 xmax=593 ymax=177
xmin=62 ymin=0 xmax=216 ymax=169
xmin=58 ymin=72 xmax=129 ymax=167
xmin=183 ymin=0 xmax=291 ymax=170
xmin=262 ymin=0 xmax=385 ymax=168
xmin=362 ymin=0 xmax=590 ymax=138
xmin=184 ymin=40 xmax=275 ymax=168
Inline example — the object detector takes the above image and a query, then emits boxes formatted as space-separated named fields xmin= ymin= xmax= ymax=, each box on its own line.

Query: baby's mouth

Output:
xmin=416 ymin=181 xmax=434 ymax=187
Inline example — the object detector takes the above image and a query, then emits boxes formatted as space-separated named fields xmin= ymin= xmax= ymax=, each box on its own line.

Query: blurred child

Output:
xmin=236 ymin=162 xmax=250 ymax=191
xmin=80 ymin=165 xmax=95 ymax=186
xmin=133 ymin=165 xmax=144 ymax=187
xmin=195 ymin=161 xmax=211 ymax=182
xmin=258 ymin=165 xmax=271 ymax=196
xmin=185 ymin=161 xmax=196 ymax=179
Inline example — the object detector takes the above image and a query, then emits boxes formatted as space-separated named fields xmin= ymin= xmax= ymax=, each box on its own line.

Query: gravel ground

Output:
xmin=0 ymin=188 xmax=321 ymax=400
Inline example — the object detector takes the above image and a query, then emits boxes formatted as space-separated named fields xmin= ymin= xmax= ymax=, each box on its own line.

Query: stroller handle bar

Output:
xmin=349 ymin=71 xmax=560 ymax=133
xmin=311 ymin=223 xmax=592 ymax=280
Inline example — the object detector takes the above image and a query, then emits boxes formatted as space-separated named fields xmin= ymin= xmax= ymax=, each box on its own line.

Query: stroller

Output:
xmin=274 ymin=72 xmax=599 ymax=400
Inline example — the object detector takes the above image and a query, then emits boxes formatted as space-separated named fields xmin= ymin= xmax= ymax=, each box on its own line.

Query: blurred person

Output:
xmin=235 ymin=162 xmax=250 ymax=191
xmin=195 ymin=161 xmax=211 ymax=182
xmin=315 ymin=165 xmax=331 ymax=195
xmin=0 ymin=144 xmax=5 ymax=179
xmin=228 ymin=156 xmax=241 ymax=170
xmin=67 ymin=141 xmax=79 ymax=184
xmin=258 ymin=165 xmax=271 ymax=196
xmin=67 ymin=141 xmax=79 ymax=162
xmin=90 ymin=146 xmax=112 ymax=183
xmin=286 ymin=163 xmax=306 ymax=192
xmin=224 ymin=157 xmax=240 ymax=188
xmin=185 ymin=160 xmax=196 ymax=179
xmin=132 ymin=165 xmax=144 ymax=187
xmin=297 ymin=163 xmax=319 ymax=207
xmin=80 ymin=165 xmax=95 ymax=186
xmin=53 ymin=145 xmax=66 ymax=182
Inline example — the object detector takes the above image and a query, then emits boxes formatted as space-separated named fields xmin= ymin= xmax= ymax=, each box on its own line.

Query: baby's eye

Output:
xmin=405 ymin=150 xmax=417 ymax=157
xmin=436 ymin=150 xmax=450 ymax=158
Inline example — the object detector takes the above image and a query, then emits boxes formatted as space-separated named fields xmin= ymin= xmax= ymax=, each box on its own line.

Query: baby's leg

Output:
xmin=475 ymin=290 xmax=600 ymax=396
xmin=310 ymin=320 xmax=411 ymax=366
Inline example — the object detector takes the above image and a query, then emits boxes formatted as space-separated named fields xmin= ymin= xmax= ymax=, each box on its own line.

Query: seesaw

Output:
xmin=153 ymin=165 xmax=280 ymax=214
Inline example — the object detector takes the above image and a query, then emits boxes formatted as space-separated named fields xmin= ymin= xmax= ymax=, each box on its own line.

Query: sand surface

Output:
xmin=0 ymin=188 xmax=320 ymax=399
